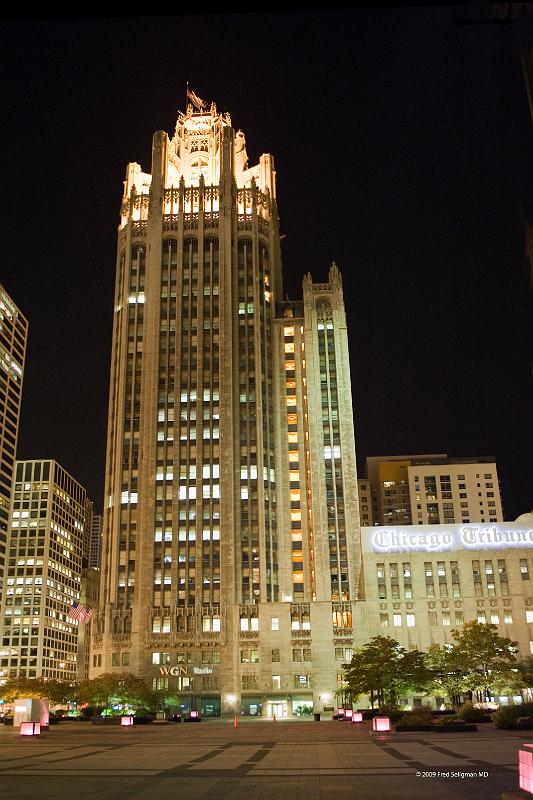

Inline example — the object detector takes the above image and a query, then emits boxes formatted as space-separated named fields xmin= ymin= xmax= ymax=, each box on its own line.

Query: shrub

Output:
xmin=397 ymin=706 xmax=433 ymax=726
xmin=431 ymin=714 xmax=459 ymax=726
xmin=134 ymin=708 xmax=155 ymax=718
xmin=457 ymin=702 xmax=491 ymax=722
xmin=79 ymin=705 xmax=104 ymax=720
xmin=376 ymin=706 xmax=405 ymax=723
xmin=494 ymin=702 xmax=533 ymax=729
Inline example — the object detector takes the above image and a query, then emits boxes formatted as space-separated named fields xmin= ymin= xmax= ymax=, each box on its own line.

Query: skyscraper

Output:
xmin=0 ymin=286 xmax=27 ymax=608
xmin=0 ymin=460 xmax=87 ymax=681
xmin=93 ymin=100 xmax=361 ymax=717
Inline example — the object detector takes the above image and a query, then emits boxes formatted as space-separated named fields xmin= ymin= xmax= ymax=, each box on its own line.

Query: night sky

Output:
xmin=1 ymin=10 xmax=532 ymax=518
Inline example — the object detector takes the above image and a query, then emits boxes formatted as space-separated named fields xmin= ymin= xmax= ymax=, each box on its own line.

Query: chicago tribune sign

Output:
xmin=158 ymin=666 xmax=213 ymax=676
xmin=370 ymin=524 xmax=533 ymax=555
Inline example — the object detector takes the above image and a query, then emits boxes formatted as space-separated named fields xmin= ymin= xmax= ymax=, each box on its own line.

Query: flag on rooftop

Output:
xmin=67 ymin=601 xmax=93 ymax=624
xmin=187 ymin=87 xmax=206 ymax=111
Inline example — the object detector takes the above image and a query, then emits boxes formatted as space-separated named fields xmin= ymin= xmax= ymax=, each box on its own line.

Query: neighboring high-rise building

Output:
xmin=88 ymin=512 xmax=103 ymax=569
xmin=357 ymin=479 xmax=374 ymax=526
xmin=0 ymin=460 xmax=87 ymax=681
xmin=0 ymin=286 xmax=27 ymax=608
xmin=92 ymin=100 xmax=362 ymax=718
xmin=365 ymin=454 xmax=504 ymax=526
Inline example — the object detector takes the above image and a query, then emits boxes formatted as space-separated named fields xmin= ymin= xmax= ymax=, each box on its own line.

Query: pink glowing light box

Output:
xmin=372 ymin=716 xmax=391 ymax=732
xmin=519 ymin=744 xmax=533 ymax=794
xmin=20 ymin=722 xmax=40 ymax=736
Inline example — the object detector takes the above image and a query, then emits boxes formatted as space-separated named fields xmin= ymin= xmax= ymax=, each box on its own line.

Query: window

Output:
xmin=112 ymin=652 xmax=120 ymax=666
xmin=490 ymin=613 xmax=499 ymax=625
xmin=393 ymin=614 xmax=402 ymax=627
xmin=521 ymin=560 xmax=530 ymax=581
xmin=406 ymin=614 xmax=415 ymax=627
xmin=241 ymin=675 xmax=258 ymax=690
xmin=526 ymin=610 xmax=533 ymax=623
xmin=272 ymin=675 xmax=281 ymax=690
xmin=271 ymin=648 xmax=280 ymax=662
xmin=380 ymin=613 xmax=389 ymax=628
xmin=442 ymin=613 xmax=450 ymax=626
xmin=271 ymin=617 xmax=279 ymax=631
xmin=122 ymin=652 xmax=130 ymax=666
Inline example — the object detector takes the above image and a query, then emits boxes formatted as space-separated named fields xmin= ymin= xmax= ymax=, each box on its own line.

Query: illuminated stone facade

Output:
xmin=0 ymin=286 xmax=27 ymax=610
xmin=92 ymin=101 xmax=363 ymax=717
xmin=363 ymin=522 xmax=533 ymax=670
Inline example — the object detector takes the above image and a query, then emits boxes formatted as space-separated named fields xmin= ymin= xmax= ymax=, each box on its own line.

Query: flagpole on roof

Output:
xmin=186 ymin=80 xmax=189 ymax=111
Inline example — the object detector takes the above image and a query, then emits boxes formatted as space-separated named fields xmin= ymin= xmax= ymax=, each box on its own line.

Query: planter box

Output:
xmin=395 ymin=724 xmax=478 ymax=733
xmin=395 ymin=725 xmax=432 ymax=732
xmin=433 ymin=724 xmax=477 ymax=732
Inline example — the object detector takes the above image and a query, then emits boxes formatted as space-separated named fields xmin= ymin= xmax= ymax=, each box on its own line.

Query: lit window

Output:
xmin=271 ymin=617 xmax=279 ymax=631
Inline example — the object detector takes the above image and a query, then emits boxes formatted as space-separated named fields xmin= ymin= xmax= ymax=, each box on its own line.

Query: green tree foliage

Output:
xmin=424 ymin=644 xmax=466 ymax=707
xmin=449 ymin=622 xmax=518 ymax=700
xmin=343 ymin=636 xmax=430 ymax=708
xmin=516 ymin=656 xmax=533 ymax=701
xmin=1 ymin=677 xmax=79 ymax=705
xmin=78 ymin=673 xmax=152 ymax=709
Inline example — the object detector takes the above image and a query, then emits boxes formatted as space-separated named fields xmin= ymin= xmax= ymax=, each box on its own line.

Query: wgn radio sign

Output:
xmin=371 ymin=524 xmax=533 ymax=554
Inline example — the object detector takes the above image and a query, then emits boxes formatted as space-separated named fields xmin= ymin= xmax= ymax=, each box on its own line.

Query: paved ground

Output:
xmin=0 ymin=719 xmax=527 ymax=799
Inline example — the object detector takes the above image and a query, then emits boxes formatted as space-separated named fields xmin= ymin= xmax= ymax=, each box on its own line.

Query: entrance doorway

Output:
xmin=266 ymin=701 xmax=288 ymax=718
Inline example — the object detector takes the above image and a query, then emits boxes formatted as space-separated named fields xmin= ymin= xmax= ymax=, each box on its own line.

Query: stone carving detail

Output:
xmin=131 ymin=221 xmax=147 ymax=237
xmin=163 ymin=214 xmax=179 ymax=231
xmin=316 ymin=299 xmax=332 ymax=320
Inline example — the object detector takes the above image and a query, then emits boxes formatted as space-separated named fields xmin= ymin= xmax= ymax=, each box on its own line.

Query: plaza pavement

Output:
xmin=0 ymin=718 xmax=528 ymax=800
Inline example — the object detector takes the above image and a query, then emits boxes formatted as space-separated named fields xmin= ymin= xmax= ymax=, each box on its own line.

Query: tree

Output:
xmin=0 ymin=677 xmax=79 ymax=706
xmin=516 ymin=657 xmax=533 ymax=701
xmin=78 ymin=673 xmax=153 ymax=710
xmin=424 ymin=644 xmax=467 ymax=707
xmin=343 ymin=636 xmax=430 ymax=708
xmin=449 ymin=622 xmax=518 ymax=701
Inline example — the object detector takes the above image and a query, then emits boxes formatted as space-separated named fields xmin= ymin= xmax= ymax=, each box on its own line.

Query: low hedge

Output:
xmin=493 ymin=703 xmax=533 ymax=729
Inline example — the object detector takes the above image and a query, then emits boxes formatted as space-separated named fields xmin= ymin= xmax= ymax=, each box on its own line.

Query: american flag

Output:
xmin=187 ymin=87 xmax=206 ymax=111
xmin=67 ymin=601 xmax=93 ymax=624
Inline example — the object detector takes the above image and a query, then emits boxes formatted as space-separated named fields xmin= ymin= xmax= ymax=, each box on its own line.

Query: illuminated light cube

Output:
xmin=519 ymin=744 xmax=533 ymax=794
xmin=121 ymin=716 xmax=134 ymax=726
xmin=372 ymin=716 xmax=391 ymax=732
xmin=190 ymin=710 xmax=199 ymax=718
xmin=20 ymin=722 xmax=40 ymax=736
xmin=344 ymin=709 xmax=353 ymax=720
xmin=351 ymin=712 xmax=363 ymax=723
xmin=337 ymin=708 xmax=345 ymax=717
